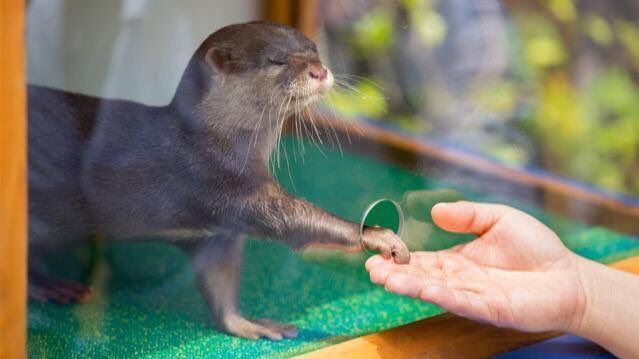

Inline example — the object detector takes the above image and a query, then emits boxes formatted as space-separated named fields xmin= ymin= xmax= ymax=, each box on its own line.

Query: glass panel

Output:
xmin=319 ymin=0 xmax=639 ymax=200
xmin=26 ymin=0 xmax=639 ymax=357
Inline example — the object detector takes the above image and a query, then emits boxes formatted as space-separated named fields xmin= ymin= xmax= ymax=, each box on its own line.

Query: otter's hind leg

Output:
xmin=28 ymin=211 xmax=94 ymax=304
xmin=180 ymin=235 xmax=297 ymax=340
xmin=28 ymin=242 xmax=93 ymax=304
xmin=28 ymin=268 xmax=93 ymax=304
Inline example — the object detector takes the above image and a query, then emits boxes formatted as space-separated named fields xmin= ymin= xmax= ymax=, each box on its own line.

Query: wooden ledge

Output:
xmin=300 ymin=256 xmax=639 ymax=358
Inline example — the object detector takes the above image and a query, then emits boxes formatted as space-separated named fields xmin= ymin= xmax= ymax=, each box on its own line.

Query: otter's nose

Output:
xmin=309 ymin=65 xmax=328 ymax=81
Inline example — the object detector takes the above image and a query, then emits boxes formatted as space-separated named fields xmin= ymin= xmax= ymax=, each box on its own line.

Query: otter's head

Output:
xmin=188 ymin=22 xmax=333 ymax=125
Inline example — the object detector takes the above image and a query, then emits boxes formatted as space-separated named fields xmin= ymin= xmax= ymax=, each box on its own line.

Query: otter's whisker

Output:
xmin=299 ymin=103 xmax=320 ymax=163
xmin=247 ymin=90 xmax=273 ymax=156
xmin=316 ymin=107 xmax=343 ymax=156
xmin=324 ymin=90 xmax=365 ymax=139
xmin=305 ymin=107 xmax=324 ymax=146
xmin=273 ymin=92 xmax=289 ymax=170
xmin=241 ymin=102 xmax=266 ymax=174
xmin=333 ymin=79 xmax=390 ymax=102
xmin=295 ymin=101 xmax=307 ymax=162
xmin=331 ymin=81 xmax=389 ymax=118
xmin=278 ymin=91 xmax=294 ymax=168
xmin=297 ymin=105 xmax=317 ymax=152
xmin=333 ymin=80 xmax=385 ymax=101
xmin=304 ymin=106 xmax=328 ymax=159
xmin=322 ymin=95 xmax=353 ymax=145
xmin=268 ymin=95 xmax=283 ymax=178
xmin=334 ymin=74 xmax=385 ymax=91
xmin=293 ymin=100 xmax=304 ymax=161
xmin=281 ymin=92 xmax=296 ymax=190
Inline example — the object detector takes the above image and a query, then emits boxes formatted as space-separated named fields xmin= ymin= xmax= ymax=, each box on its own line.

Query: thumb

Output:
xmin=431 ymin=201 xmax=510 ymax=235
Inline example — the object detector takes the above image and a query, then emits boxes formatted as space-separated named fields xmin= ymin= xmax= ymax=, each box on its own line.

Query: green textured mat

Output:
xmin=28 ymin=136 xmax=639 ymax=358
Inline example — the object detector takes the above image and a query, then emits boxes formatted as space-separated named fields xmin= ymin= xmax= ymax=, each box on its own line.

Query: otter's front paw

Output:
xmin=362 ymin=227 xmax=410 ymax=264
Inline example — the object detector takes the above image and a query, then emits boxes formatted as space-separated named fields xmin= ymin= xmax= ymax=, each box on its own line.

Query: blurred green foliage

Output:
xmin=323 ymin=0 xmax=639 ymax=197
xmin=351 ymin=8 xmax=395 ymax=53
xmin=326 ymin=80 xmax=388 ymax=119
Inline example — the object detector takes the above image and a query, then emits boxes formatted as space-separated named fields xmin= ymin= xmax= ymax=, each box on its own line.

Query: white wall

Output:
xmin=27 ymin=0 xmax=259 ymax=105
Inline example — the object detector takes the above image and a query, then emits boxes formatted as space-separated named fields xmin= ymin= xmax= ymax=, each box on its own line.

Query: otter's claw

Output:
xmin=28 ymin=272 xmax=93 ymax=304
xmin=362 ymin=227 xmax=410 ymax=264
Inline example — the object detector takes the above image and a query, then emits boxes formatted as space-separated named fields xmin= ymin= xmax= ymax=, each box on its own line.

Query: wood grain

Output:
xmin=300 ymin=257 xmax=639 ymax=358
xmin=297 ymin=0 xmax=319 ymax=37
xmin=0 ymin=0 xmax=27 ymax=357
xmin=264 ymin=0 xmax=319 ymax=37
xmin=264 ymin=0 xmax=294 ymax=26
xmin=610 ymin=256 xmax=639 ymax=273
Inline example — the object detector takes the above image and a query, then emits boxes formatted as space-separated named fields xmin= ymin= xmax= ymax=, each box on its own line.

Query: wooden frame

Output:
xmin=0 ymin=0 xmax=27 ymax=357
xmin=264 ymin=0 xmax=319 ymax=36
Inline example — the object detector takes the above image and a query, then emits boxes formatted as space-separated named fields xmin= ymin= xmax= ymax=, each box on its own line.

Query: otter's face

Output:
xmin=202 ymin=22 xmax=333 ymax=114
xmin=261 ymin=45 xmax=334 ymax=110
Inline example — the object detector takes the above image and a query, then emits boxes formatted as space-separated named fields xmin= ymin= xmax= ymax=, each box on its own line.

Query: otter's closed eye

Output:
xmin=268 ymin=58 xmax=287 ymax=66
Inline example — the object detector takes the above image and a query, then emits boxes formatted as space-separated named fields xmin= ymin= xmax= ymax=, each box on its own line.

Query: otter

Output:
xmin=28 ymin=21 xmax=409 ymax=340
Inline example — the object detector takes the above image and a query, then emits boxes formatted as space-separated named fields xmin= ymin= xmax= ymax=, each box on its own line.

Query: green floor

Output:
xmin=28 ymin=137 xmax=639 ymax=358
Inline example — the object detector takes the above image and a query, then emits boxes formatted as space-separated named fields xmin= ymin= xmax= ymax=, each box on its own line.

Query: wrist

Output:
xmin=566 ymin=255 xmax=608 ymax=339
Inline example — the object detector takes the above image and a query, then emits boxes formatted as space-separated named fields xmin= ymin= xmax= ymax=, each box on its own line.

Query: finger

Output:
xmin=387 ymin=261 xmax=446 ymax=281
xmin=369 ymin=260 xmax=433 ymax=287
xmin=372 ymin=251 xmax=449 ymax=274
xmin=384 ymin=272 xmax=425 ymax=298
xmin=368 ymin=261 xmax=401 ymax=285
xmin=381 ymin=266 xmax=449 ymax=297
xmin=365 ymin=255 xmax=391 ymax=272
xmin=384 ymin=264 xmax=482 ymax=293
xmin=374 ymin=253 xmax=461 ymax=285
xmin=431 ymin=201 xmax=511 ymax=235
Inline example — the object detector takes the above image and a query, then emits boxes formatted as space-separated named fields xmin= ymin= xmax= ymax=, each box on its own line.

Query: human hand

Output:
xmin=365 ymin=201 xmax=587 ymax=333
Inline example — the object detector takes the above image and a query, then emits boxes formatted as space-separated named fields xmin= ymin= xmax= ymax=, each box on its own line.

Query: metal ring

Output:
xmin=359 ymin=198 xmax=404 ymax=254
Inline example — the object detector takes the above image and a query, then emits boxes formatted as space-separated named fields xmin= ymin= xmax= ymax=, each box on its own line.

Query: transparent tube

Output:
xmin=359 ymin=189 xmax=465 ymax=252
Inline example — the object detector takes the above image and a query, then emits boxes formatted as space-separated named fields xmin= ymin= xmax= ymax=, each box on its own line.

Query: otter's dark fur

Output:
xmin=28 ymin=21 xmax=409 ymax=340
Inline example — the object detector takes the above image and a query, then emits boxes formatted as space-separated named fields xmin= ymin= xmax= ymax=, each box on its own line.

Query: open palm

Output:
xmin=366 ymin=201 xmax=586 ymax=333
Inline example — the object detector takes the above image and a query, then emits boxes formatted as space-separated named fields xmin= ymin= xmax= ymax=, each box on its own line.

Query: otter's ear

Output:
xmin=205 ymin=47 xmax=233 ymax=74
